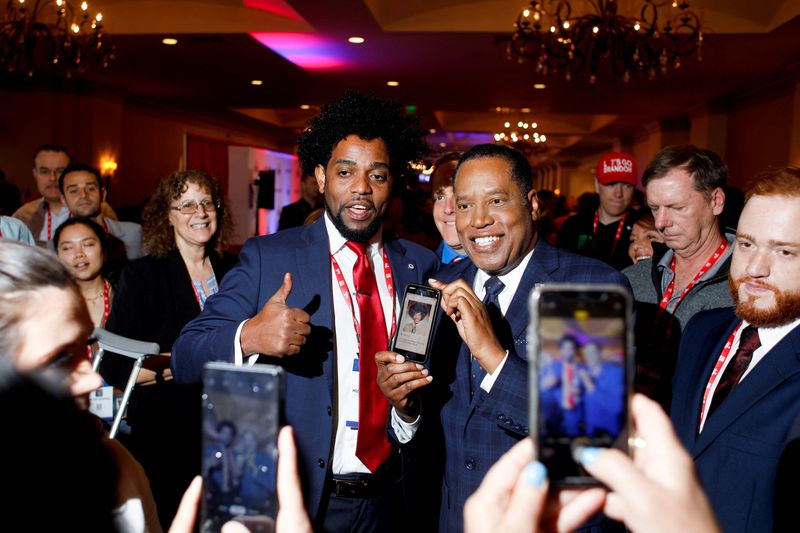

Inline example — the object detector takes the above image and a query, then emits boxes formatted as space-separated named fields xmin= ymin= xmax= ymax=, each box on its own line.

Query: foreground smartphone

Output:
xmin=528 ymin=284 xmax=633 ymax=486
xmin=201 ymin=362 xmax=284 ymax=533
xmin=391 ymin=283 xmax=441 ymax=364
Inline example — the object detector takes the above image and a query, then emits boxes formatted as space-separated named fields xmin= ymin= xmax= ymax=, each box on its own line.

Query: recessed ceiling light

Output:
xmin=439 ymin=142 xmax=446 ymax=148
xmin=348 ymin=36 xmax=365 ymax=44
xmin=521 ymin=107 xmax=531 ymax=113
xmin=162 ymin=37 xmax=178 ymax=46
xmin=386 ymin=81 xmax=399 ymax=87
xmin=251 ymin=79 xmax=263 ymax=86
xmin=300 ymin=104 xmax=310 ymax=110
xmin=534 ymin=83 xmax=546 ymax=89
xmin=429 ymin=128 xmax=437 ymax=134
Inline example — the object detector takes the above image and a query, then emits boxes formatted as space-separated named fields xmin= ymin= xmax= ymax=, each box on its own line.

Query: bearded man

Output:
xmin=670 ymin=167 xmax=800 ymax=533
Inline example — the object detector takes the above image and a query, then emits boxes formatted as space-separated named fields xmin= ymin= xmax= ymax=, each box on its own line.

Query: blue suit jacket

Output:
xmin=171 ymin=217 xmax=439 ymax=520
xmin=427 ymin=239 xmax=630 ymax=533
xmin=670 ymin=307 xmax=800 ymax=533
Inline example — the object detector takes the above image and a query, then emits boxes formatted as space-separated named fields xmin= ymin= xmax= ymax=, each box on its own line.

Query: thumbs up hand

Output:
xmin=240 ymin=272 xmax=312 ymax=357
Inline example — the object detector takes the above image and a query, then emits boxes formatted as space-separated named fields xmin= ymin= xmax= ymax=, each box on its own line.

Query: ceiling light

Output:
xmin=300 ymin=104 xmax=311 ymax=110
xmin=521 ymin=107 xmax=531 ymax=113
xmin=347 ymin=36 xmax=365 ymax=44
xmin=386 ymin=81 xmax=399 ymax=87
xmin=162 ymin=38 xmax=178 ymax=46
xmin=251 ymin=79 xmax=263 ymax=86
xmin=439 ymin=142 xmax=446 ymax=148
xmin=429 ymin=128 xmax=437 ymax=134
xmin=534 ymin=83 xmax=546 ymax=89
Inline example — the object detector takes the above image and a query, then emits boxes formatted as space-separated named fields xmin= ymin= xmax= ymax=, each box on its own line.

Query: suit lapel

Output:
xmin=693 ymin=325 xmax=800 ymax=457
xmin=504 ymin=240 xmax=560 ymax=346
xmin=293 ymin=219 xmax=335 ymax=396
xmin=384 ymin=239 xmax=417 ymax=298
xmin=674 ymin=314 xmax=737 ymax=449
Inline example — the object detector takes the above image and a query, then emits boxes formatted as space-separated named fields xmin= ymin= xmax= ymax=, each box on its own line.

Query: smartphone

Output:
xmin=200 ymin=362 xmax=284 ymax=533
xmin=391 ymin=283 xmax=441 ymax=364
xmin=527 ymin=284 xmax=633 ymax=486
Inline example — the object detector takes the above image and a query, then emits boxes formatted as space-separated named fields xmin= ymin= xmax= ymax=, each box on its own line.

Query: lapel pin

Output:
xmin=408 ymin=263 xmax=415 ymax=269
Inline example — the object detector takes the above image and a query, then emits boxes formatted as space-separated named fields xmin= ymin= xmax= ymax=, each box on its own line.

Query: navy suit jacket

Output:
xmin=426 ymin=239 xmax=630 ymax=533
xmin=171 ymin=217 xmax=439 ymax=520
xmin=670 ymin=308 xmax=800 ymax=533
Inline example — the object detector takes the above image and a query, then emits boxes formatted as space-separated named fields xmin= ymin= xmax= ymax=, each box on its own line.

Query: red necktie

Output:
xmin=346 ymin=241 xmax=392 ymax=471
xmin=707 ymin=325 xmax=761 ymax=418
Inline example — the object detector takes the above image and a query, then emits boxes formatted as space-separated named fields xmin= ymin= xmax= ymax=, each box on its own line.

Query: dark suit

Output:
xmin=171 ymin=217 xmax=439 ymax=522
xmin=670 ymin=308 xmax=800 ymax=533
xmin=425 ymin=239 xmax=630 ymax=533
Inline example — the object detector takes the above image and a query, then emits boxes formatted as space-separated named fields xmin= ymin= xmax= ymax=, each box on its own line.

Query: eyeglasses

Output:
xmin=170 ymin=199 xmax=219 ymax=215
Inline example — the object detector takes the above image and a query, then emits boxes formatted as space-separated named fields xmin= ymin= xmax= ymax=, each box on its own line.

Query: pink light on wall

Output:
xmin=243 ymin=0 xmax=305 ymax=22
xmin=250 ymin=32 xmax=348 ymax=70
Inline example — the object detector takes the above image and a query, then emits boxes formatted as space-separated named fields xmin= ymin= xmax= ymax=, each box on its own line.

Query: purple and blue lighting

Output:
xmin=250 ymin=32 xmax=349 ymax=70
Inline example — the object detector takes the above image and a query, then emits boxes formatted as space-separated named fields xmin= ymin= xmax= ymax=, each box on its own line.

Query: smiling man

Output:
xmin=670 ymin=167 xmax=800 ymax=533
xmin=172 ymin=91 xmax=437 ymax=532
xmin=420 ymin=144 xmax=628 ymax=532
xmin=59 ymin=163 xmax=143 ymax=265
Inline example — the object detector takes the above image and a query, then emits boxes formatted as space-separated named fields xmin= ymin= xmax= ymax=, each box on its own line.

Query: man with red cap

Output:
xmin=558 ymin=152 xmax=637 ymax=270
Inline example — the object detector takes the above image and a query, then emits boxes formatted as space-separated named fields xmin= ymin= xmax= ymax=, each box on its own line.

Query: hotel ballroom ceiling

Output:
xmin=14 ymin=0 xmax=800 ymax=161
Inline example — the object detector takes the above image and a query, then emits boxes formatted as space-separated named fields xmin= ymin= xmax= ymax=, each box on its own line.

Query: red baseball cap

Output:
xmin=596 ymin=152 xmax=637 ymax=186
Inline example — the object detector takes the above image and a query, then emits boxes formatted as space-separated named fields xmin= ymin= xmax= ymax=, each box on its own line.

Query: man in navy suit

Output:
xmin=172 ymin=91 xmax=437 ymax=532
xmin=378 ymin=144 xmax=629 ymax=532
xmin=670 ymin=167 xmax=800 ymax=533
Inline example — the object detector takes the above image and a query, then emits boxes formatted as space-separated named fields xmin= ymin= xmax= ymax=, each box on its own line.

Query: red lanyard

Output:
xmin=100 ymin=279 xmax=110 ymax=327
xmin=46 ymin=208 xmax=53 ymax=240
xmin=87 ymin=280 xmax=111 ymax=360
xmin=659 ymin=240 xmax=728 ymax=312
xmin=331 ymin=246 xmax=396 ymax=341
xmin=699 ymin=322 xmax=743 ymax=429
xmin=593 ymin=211 xmax=627 ymax=256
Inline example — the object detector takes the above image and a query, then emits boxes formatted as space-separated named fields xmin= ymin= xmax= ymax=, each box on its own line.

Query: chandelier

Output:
xmin=1 ymin=0 xmax=114 ymax=77
xmin=494 ymin=118 xmax=548 ymax=157
xmin=508 ymin=0 xmax=703 ymax=83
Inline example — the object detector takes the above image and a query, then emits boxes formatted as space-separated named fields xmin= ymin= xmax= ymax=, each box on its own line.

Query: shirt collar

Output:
xmin=440 ymin=242 xmax=467 ymax=264
xmin=740 ymin=317 xmax=800 ymax=351
xmin=324 ymin=212 xmax=382 ymax=257
xmin=474 ymin=246 xmax=535 ymax=296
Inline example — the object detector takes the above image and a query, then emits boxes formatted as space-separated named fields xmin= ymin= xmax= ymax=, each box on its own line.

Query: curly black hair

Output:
xmin=296 ymin=90 xmax=430 ymax=192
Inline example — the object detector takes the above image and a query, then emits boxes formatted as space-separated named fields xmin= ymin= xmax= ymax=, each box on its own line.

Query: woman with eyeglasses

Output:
xmin=100 ymin=169 xmax=237 ymax=529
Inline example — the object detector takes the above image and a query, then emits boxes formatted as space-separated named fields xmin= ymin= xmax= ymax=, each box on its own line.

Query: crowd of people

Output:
xmin=1 ymin=89 xmax=799 ymax=533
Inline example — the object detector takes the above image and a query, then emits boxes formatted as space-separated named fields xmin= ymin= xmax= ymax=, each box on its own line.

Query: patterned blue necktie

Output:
xmin=471 ymin=276 xmax=505 ymax=396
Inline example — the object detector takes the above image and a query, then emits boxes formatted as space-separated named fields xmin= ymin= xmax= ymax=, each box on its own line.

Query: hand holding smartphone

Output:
xmin=391 ymin=283 xmax=441 ymax=364
xmin=201 ymin=362 xmax=284 ymax=533
xmin=528 ymin=284 xmax=633 ymax=486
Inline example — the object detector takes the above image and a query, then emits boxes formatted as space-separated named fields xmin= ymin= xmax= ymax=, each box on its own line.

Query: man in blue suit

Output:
xmin=172 ymin=91 xmax=437 ymax=532
xmin=404 ymin=144 xmax=629 ymax=532
xmin=670 ymin=167 xmax=800 ymax=533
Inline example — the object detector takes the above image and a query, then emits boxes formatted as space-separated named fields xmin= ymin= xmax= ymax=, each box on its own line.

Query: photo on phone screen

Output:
xmin=201 ymin=363 xmax=283 ymax=533
xmin=528 ymin=284 xmax=632 ymax=486
xmin=392 ymin=283 xmax=441 ymax=363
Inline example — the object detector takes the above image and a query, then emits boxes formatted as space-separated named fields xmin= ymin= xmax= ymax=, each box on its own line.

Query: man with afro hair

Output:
xmin=173 ymin=90 xmax=439 ymax=532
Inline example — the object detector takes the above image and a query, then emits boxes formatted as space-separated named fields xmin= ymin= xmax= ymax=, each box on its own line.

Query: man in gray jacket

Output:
xmin=623 ymin=145 xmax=733 ymax=408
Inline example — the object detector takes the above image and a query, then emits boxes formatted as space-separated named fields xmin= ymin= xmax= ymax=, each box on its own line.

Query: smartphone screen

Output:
xmin=392 ymin=283 xmax=441 ymax=363
xmin=528 ymin=284 xmax=632 ymax=486
xmin=200 ymin=362 xmax=283 ymax=533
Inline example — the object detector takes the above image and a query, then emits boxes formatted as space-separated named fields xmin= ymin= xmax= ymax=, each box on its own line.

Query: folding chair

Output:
xmin=91 ymin=327 xmax=160 ymax=439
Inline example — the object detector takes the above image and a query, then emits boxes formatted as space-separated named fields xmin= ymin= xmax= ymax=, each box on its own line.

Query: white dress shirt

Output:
xmin=472 ymin=247 xmax=535 ymax=392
